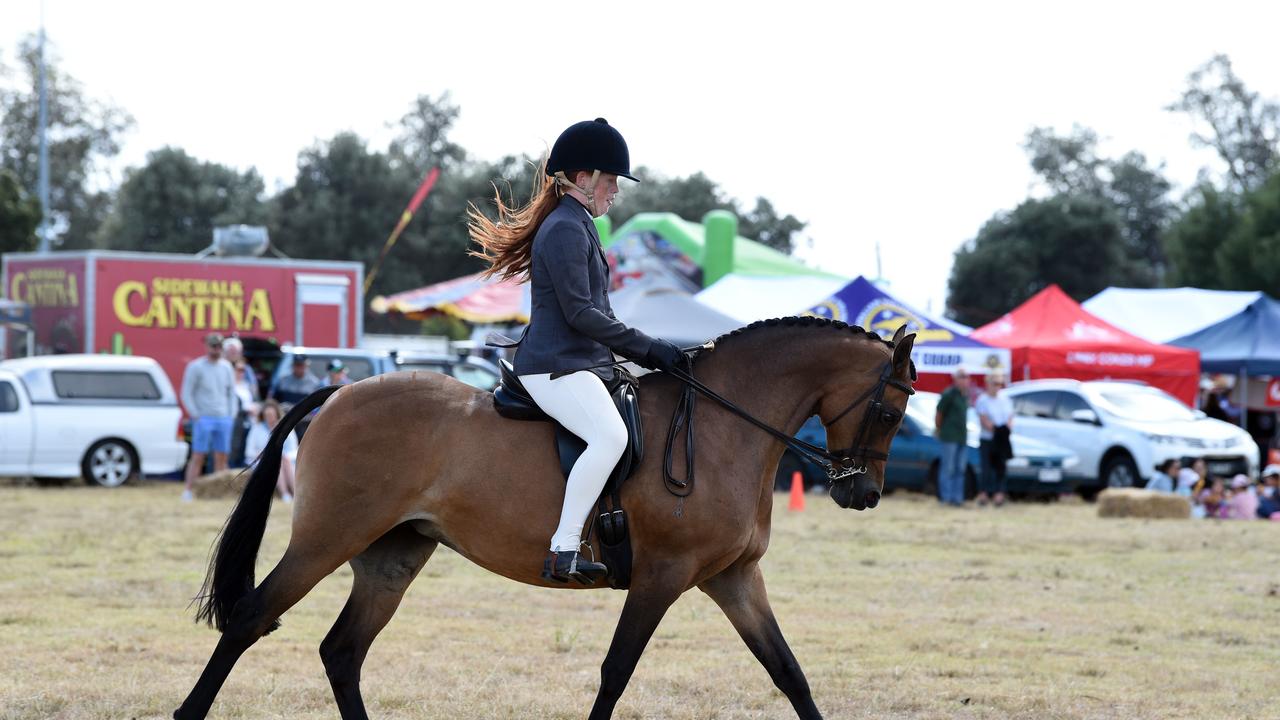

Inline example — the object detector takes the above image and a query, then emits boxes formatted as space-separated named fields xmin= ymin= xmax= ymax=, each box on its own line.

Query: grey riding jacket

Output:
xmin=513 ymin=196 xmax=655 ymax=378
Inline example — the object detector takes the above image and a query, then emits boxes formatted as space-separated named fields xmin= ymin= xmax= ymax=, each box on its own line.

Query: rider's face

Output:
xmin=576 ymin=171 xmax=620 ymax=216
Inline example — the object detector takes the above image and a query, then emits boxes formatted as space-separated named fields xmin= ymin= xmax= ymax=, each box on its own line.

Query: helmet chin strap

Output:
xmin=554 ymin=170 xmax=601 ymax=215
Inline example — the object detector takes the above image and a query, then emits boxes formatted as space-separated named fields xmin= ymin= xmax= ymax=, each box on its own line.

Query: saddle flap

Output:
xmin=492 ymin=360 xmax=547 ymax=421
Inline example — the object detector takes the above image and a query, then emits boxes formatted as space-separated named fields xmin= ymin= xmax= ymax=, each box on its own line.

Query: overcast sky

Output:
xmin=3 ymin=1 xmax=1278 ymax=318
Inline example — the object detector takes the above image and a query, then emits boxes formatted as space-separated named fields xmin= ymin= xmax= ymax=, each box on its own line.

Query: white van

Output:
xmin=0 ymin=354 xmax=189 ymax=486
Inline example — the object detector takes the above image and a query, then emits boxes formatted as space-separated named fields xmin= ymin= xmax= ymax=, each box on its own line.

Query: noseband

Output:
xmin=662 ymin=358 xmax=915 ymax=496
xmin=818 ymin=361 xmax=916 ymax=480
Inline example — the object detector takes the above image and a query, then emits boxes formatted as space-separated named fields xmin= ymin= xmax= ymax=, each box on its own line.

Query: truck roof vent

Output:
xmin=211 ymin=225 xmax=270 ymax=257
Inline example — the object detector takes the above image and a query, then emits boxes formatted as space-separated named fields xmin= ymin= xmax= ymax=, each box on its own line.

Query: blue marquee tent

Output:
xmin=1170 ymin=295 xmax=1280 ymax=376
xmin=807 ymin=276 xmax=1009 ymax=392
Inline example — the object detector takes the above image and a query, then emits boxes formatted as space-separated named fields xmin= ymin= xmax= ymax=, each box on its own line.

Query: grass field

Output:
xmin=1 ymin=481 xmax=1278 ymax=720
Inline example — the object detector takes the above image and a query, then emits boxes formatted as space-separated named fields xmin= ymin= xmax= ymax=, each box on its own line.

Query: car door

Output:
xmin=1047 ymin=390 xmax=1105 ymax=478
xmin=885 ymin=414 xmax=929 ymax=490
xmin=0 ymin=378 xmax=33 ymax=474
xmin=1007 ymin=390 xmax=1060 ymax=448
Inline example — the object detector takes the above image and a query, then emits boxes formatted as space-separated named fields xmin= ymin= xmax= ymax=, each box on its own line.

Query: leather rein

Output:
xmin=661 ymin=350 xmax=915 ymax=498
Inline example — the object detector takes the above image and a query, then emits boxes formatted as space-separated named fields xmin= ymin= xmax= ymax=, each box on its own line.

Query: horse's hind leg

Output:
xmin=698 ymin=562 xmax=822 ymax=720
xmin=175 ymin=549 xmax=349 ymax=720
xmin=321 ymin=523 xmax=438 ymax=720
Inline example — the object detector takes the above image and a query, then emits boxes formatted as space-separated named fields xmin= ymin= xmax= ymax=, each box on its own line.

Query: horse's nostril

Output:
xmin=865 ymin=491 xmax=880 ymax=509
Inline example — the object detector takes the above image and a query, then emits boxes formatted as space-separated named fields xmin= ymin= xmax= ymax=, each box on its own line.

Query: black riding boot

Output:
xmin=542 ymin=550 xmax=607 ymax=585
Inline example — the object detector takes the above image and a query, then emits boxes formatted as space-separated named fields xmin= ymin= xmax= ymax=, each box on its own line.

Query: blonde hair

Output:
xmin=467 ymin=159 xmax=565 ymax=281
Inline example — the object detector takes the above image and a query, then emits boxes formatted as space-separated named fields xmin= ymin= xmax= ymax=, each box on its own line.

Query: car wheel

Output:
xmin=82 ymin=439 xmax=138 ymax=488
xmin=1101 ymin=453 xmax=1139 ymax=489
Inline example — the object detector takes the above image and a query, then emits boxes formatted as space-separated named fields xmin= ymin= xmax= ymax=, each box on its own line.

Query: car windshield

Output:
xmin=1091 ymin=387 xmax=1197 ymax=422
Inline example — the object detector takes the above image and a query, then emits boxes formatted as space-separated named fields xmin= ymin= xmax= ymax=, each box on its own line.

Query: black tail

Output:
xmin=193 ymin=385 xmax=342 ymax=631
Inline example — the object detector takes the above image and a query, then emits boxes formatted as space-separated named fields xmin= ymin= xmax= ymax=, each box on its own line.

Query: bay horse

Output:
xmin=175 ymin=316 xmax=917 ymax=719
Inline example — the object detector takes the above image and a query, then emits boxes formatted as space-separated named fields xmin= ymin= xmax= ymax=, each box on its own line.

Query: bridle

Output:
xmin=663 ymin=355 xmax=915 ymax=497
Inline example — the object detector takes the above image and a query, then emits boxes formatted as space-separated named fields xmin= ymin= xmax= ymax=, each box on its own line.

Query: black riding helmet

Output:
xmin=546 ymin=118 xmax=639 ymax=182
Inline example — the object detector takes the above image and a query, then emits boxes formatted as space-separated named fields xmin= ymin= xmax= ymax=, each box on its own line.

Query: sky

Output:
xmin=2 ymin=0 xmax=1278 ymax=320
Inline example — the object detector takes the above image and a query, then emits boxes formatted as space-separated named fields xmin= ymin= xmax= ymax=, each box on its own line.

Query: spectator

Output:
xmin=228 ymin=360 xmax=260 ymax=467
xmin=975 ymin=372 xmax=1014 ymax=507
xmin=1147 ymin=458 xmax=1179 ymax=493
xmin=1203 ymin=376 xmax=1241 ymax=424
xmin=1175 ymin=460 xmax=1201 ymax=497
xmin=1198 ymin=477 xmax=1227 ymax=518
xmin=326 ymin=359 xmax=352 ymax=386
xmin=1224 ymin=474 xmax=1259 ymax=520
xmin=1257 ymin=465 xmax=1280 ymax=519
xmin=244 ymin=399 xmax=299 ymax=503
xmin=180 ymin=333 xmax=235 ymax=502
xmin=271 ymin=354 xmax=322 ymax=407
xmin=934 ymin=367 xmax=971 ymax=507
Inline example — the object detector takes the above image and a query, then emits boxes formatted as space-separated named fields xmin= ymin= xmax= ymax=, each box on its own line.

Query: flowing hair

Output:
xmin=467 ymin=158 xmax=565 ymax=281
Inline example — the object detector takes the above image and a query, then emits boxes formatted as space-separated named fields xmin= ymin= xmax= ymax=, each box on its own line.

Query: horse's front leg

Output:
xmin=587 ymin=571 xmax=687 ymax=720
xmin=699 ymin=561 xmax=823 ymax=719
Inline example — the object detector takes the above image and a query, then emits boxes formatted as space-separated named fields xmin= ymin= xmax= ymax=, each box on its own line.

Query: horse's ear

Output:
xmin=891 ymin=324 xmax=908 ymax=345
xmin=892 ymin=332 xmax=916 ymax=379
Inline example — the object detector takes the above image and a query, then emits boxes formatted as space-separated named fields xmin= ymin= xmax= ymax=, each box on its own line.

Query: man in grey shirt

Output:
xmin=180 ymin=333 xmax=235 ymax=501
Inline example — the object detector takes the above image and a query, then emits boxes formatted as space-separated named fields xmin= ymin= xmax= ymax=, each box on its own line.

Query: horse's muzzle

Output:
xmin=830 ymin=476 xmax=881 ymax=511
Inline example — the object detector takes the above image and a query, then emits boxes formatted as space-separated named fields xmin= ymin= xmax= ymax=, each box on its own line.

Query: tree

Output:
xmin=608 ymin=168 xmax=807 ymax=254
xmin=0 ymin=168 xmax=40 ymax=254
xmin=1168 ymin=54 xmax=1280 ymax=193
xmin=1195 ymin=172 xmax=1280 ymax=290
xmin=1022 ymin=126 xmax=1173 ymax=284
xmin=947 ymin=194 xmax=1127 ymax=327
xmin=0 ymin=36 xmax=134 ymax=249
xmin=95 ymin=147 xmax=266 ymax=253
xmin=1163 ymin=184 xmax=1240 ymax=288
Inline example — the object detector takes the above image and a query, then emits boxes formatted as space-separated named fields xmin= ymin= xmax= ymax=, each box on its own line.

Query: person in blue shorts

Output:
xmin=180 ymin=333 xmax=236 ymax=501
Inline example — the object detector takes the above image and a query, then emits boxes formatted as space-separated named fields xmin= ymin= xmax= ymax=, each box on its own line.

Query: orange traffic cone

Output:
xmin=788 ymin=471 xmax=806 ymax=511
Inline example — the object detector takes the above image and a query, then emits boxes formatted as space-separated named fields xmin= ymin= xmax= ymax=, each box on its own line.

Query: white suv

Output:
xmin=1002 ymin=379 xmax=1258 ymax=493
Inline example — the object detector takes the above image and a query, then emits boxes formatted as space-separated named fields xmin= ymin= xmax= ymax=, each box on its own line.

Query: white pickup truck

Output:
xmin=0 ymin=354 xmax=189 ymax=486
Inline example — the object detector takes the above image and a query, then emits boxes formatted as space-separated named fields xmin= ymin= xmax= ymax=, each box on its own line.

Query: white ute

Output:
xmin=0 ymin=354 xmax=189 ymax=486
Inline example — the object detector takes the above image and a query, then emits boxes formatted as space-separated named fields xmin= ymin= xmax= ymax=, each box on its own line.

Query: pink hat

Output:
xmin=1230 ymin=474 xmax=1251 ymax=489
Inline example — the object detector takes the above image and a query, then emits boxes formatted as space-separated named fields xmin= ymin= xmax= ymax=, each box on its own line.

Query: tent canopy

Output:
xmin=804 ymin=276 xmax=1008 ymax=390
xmin=1083 ymin=287 xmax=1262 ymax=344
xmin=972 ymin=285 xmax=1201 ymax=405
xmin=695 ymin=274 xmax=849 ymax=323
xmin=1170 ymin=295 xmax=1280 ymax=376
xmin=370 ymin=272 xmax=530 ymax=324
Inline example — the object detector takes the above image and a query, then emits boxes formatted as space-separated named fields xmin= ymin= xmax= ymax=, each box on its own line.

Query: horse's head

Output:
xmin=820 ymin=324 xmax=916 ymax=511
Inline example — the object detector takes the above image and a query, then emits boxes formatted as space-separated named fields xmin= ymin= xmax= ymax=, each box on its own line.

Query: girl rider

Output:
xmin=468 ymin=118 xmax=684 ymax=584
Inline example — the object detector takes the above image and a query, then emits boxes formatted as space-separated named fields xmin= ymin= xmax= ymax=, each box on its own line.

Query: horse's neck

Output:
xmin=682 ymin=328 xmax=886 ymax=439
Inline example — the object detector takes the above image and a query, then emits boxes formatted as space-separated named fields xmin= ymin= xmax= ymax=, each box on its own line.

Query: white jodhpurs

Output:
xmin=519 ymin=370 xmax=628 ymax=552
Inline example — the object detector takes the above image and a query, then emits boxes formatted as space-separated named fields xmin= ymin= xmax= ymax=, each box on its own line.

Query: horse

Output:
xmin=174 ymin=316 xmax=917 ymax=720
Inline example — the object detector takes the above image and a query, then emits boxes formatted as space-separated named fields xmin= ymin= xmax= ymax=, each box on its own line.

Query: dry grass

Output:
xmin=2 ymin=481 xmax=1278 ymax=719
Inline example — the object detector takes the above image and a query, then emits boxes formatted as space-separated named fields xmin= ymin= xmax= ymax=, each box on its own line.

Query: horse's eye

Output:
xmin=881 ymin=411 xmax=899 ymax=424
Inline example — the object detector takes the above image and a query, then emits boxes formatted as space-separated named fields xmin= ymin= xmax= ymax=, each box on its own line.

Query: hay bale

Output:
xmin=192 ymin=468 xmax=252 ymax=499
xmin=1097 ymin=488 xmax=1191 ymax=519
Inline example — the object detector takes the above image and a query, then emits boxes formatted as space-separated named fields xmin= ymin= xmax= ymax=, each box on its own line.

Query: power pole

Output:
xmin=37 ymin=1 xmax=51 ymax=253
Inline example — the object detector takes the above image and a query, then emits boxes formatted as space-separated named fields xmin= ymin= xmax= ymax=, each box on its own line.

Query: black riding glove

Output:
xmin=643 ymin=339 xmax=685 ymax=374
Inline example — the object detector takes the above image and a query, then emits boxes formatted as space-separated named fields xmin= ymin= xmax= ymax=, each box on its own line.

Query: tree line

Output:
xmin=0 ymin=36 xmax=806 ymax=331
xmin=947 ymin=55 xmax=1280 ymax=327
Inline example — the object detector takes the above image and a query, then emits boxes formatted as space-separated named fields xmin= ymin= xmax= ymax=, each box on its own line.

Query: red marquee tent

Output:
xmin=971 ymin=285 xmax=1201 ymax=405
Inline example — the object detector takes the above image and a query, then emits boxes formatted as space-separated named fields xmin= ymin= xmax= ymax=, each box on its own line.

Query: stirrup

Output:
xmin=541 ymin=550 xmax=607 ymax=586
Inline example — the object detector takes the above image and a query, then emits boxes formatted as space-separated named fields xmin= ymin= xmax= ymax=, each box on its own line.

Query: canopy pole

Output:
xmin=1239 ymin=367 xmax=1249 ymax=430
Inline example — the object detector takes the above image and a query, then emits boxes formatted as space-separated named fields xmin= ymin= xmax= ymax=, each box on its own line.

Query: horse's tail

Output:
xmin=193 ymin=385 xmax=341 ymax=632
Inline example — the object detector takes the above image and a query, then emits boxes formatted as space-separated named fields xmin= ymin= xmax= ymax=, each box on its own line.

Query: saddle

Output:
xmin=492 ymin=359 xmax=643 ymax=588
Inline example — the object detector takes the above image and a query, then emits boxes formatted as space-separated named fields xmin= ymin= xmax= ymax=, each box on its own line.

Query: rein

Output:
xmin=661 ymin=356 xmax=915 ymax=497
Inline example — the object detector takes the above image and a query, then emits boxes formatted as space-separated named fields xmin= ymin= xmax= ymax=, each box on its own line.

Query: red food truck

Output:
xmin=1 ymin=250 xmax=363 ymax=394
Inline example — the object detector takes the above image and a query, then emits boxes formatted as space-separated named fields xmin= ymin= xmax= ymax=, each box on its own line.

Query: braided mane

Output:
xmin=710 ymin=315 xmax=895 ymax=349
